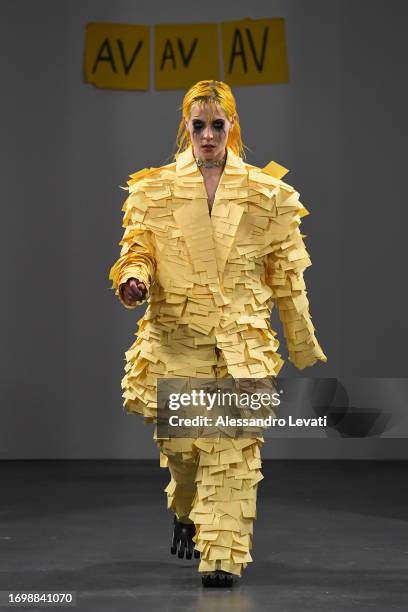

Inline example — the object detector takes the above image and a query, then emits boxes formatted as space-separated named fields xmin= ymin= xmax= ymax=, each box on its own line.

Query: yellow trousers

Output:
xmin=156 ymin=435 xmax=264 ymax=576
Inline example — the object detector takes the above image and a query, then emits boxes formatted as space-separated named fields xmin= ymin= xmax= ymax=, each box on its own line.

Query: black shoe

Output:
xmin=170 ymin=516 xmax=200 ymax=560
xmin=201 ymin=570 xmax=234 ymax=588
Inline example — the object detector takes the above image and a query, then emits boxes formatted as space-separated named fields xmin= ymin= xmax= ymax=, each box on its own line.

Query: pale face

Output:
xmin=184 ymin=102 xmax=235 ymax=162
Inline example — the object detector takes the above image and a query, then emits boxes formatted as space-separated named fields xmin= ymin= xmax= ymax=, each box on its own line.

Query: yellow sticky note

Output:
xmin=262 ymin=160 xmax=289 ymax=180
xmin=199 ymin=531 xmax=219 ymax=541
xmin=215 ymin=531 xmax=234 ymax=548
xmin=199 ymin=559 xmax=217 ymax=572
xmin=221 ymin=18 xmax=288 ymax=86
xmin=219 ymin=448 xmax=243 ymax=465
xmin=155 ymin=23 xmax=220 ymax=90
xmin=208 ymin=546 xmax=232 ymax=561
xmin=84 ymin=23 xmax=149 ymax=90
xmin=232 ymin=550 xmax=252 ymax=563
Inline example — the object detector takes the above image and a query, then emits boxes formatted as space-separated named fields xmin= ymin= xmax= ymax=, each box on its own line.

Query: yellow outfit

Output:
xmin=108 ymin=145 xmax=327 ymax=575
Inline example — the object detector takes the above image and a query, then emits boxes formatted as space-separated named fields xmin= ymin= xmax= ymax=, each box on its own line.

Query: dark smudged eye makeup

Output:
xmin=212 ymin=120 xmax=225 ymax=130
xmin=191 ymin=119 xmax=226 ymax=131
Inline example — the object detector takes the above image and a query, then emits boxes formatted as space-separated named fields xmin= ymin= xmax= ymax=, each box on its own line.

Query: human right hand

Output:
xmin=119 ymin=278 xmax=147 ymax=306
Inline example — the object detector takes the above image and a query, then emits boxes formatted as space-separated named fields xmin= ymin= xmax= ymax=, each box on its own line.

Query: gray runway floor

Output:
xmin=0 ymin=460 xmax=407 ymax=612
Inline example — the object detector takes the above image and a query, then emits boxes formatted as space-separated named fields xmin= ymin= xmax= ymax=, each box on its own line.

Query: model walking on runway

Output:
xmin=109 ymin=79 xmax=327 ymax=587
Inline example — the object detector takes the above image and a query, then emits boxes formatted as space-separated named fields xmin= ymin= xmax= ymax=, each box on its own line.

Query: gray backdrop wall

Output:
xmin=1 ymin=0 xmax=407 ymax=459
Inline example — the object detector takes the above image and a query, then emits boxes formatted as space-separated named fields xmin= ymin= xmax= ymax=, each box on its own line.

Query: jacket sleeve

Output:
xmin=108 ymin=184 xmax=156 ymax=310
xmin=264 ymin=185 xmax=327 ymax=370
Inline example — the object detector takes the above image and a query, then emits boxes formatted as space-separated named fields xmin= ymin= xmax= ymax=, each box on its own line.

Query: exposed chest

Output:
xmin=202 ymin=174 xmax=221 ymax=212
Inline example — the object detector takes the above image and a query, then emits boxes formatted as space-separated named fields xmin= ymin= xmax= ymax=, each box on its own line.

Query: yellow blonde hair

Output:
xmin=175 ymin=80 xmax=245 ymax=159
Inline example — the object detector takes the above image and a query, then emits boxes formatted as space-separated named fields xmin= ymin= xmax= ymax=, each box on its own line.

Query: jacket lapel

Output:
xmin=211 ymin=148 xmax=247 ymax=275
xmin=174 ymin=145 xmax=247 ymax=284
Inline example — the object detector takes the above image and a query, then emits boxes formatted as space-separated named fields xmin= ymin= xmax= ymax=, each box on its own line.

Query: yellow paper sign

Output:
xmin=221 ymin=18 xmax=288 ymax=86
xmin=84 ymin=22 xmax=149 ymax=90
xmin=155 ymin=23 xmax=220 ymax=90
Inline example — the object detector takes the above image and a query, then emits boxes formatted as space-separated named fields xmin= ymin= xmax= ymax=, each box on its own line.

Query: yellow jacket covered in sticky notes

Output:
xmin=109 ymin=145 xmax=327 ymax=419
